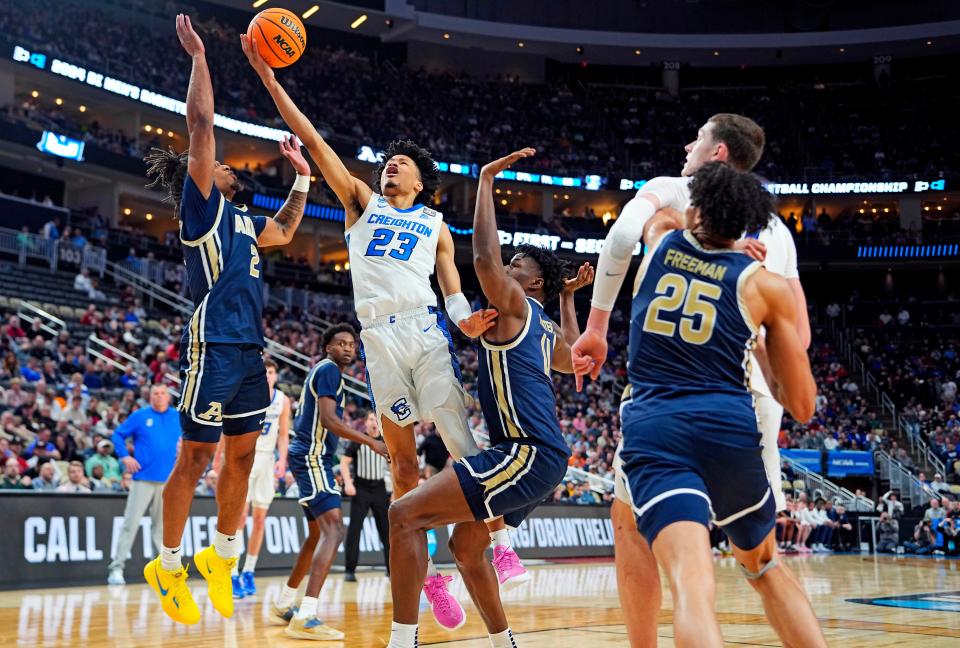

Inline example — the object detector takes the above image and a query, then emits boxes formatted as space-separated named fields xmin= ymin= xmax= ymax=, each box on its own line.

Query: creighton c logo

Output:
xmin=391 ymin=398 xmax=412 ymax=421
xmin=199 ymin=401 xmax=223 ymax=421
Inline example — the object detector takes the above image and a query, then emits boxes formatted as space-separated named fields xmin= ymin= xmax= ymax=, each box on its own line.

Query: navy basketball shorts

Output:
xmin=288 ymin=451 xmax=341 ymax=519
xmin=453 ymin=442 xmax=568 ymax=528
xmin=177 ymin=342 xmax=270 ymax=443
xmin=621 ymin=406 xmax=775 ymax=551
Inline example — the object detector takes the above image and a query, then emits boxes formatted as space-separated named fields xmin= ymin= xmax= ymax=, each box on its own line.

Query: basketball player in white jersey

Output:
xmin=575 ymin=114 xmax=810 ymax=646
xmin=235 ymin=359 xmax=289 ymax=598
xmin=243 ymin=36 xmax=499 ymax=629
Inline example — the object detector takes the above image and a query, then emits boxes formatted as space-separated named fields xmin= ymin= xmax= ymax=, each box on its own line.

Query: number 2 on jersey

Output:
xmin=365 ymin=228 xmax=419 ymax=261
xmin=249 ymin=244 xmax=261 ymax=278
xmin=642 ymin=273 xmax=721 ymax=345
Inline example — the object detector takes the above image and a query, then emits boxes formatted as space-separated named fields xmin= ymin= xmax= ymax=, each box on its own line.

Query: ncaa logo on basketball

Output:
xmin=391 ymin=398 xmax=412 ymax=421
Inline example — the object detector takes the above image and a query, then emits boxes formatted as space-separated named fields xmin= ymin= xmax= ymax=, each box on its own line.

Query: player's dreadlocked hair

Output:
xmin=322 ymin=323 xmax=357 ymax=350
xmin=144 ymin=147 xmax=189 ymax=218
xmin=373 ymin=139 xmax=441 ymax=206
xmin=515 ymin=244 xmax=571 ymax=302
xmin=689 ymin=162 xmax=774 ymax=240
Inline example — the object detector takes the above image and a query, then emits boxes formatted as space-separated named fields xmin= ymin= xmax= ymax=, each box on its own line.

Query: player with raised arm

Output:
xmin=141 ymin=15 xmax=308 ymax=625
xmin=386 ymin=148 xmax=592 ymax=648
xmin=573 ymin=113 xmax=810 ymax=646
xmin=576 ymin=162 xmax=825 ymax=647
xmin=271 ymin=324 xmax=389 ymax=640
xmin=241 ymin=34 xmax=507 ymax=628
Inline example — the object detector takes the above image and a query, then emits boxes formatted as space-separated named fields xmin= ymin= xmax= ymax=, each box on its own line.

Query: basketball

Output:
xmin=247 ymin=8 xmax=306 ymax=68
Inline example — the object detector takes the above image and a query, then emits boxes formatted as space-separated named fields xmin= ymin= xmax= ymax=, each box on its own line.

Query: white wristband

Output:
xmin=292 ymin=174 xmax=310 ymax=193
xmin=445 ymin=292 xmax=472 ymax=326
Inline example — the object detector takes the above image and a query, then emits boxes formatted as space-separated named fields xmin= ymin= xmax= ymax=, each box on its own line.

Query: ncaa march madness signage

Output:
xmin=0 ymin=494 xmax=613 ymax=589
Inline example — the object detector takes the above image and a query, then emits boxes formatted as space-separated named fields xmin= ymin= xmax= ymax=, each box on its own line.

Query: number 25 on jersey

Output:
xmin=642 ymin=273 xmax=721 ymax=345
xmin=364 ymin=228 xmax=419 ymax=261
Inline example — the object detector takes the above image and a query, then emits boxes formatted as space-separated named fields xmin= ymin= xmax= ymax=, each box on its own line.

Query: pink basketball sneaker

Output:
xmin=491 ymin=545 xmax=531 ymax=592
xmin=423 ymin=573 xmax=466 ymax=631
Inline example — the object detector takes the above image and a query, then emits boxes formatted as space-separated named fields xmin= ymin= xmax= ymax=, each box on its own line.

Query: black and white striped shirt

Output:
xmin=345 ymin=440 xmax=388 ymax=483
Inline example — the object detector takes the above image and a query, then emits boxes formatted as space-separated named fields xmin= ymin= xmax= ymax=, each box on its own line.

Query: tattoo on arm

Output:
xmin=274 ymin=188 xmax=307 ymax=238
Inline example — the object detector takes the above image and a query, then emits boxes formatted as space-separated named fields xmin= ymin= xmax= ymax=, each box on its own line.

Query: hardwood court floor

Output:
xmin=2 ymin=554 xmax=959 ymax=646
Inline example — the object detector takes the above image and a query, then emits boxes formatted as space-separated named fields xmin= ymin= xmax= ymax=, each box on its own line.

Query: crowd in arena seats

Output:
xmin=4 ymin=0 xmax=960 ymax=181
xmin=851 ymin=326 xmax=960 ymax=482
xmin=776 ymin=339 xmax=894 ymax=454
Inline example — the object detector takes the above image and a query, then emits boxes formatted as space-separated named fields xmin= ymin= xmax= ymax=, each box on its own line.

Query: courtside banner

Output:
xmin=0 ymin=493 xmax=613 ymax=589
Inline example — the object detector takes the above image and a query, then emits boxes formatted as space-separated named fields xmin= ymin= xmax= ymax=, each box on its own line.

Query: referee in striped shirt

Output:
xmin=340 ymin=410 xmax=391 ymax=581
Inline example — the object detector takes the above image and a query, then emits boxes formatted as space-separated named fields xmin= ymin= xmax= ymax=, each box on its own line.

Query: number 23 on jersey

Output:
xmin=364 ymin=228 xmax=419 ymax=261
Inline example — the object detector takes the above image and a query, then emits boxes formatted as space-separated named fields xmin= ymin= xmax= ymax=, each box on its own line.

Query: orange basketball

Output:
xmin=247 ymin=8 xmax=307 ymax=68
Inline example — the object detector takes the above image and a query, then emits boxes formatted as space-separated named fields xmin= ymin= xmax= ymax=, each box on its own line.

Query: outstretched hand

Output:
xmin=480 ymin=148 xmax=536 ymax=179
xmin=570 ymin=328 xmax=607 ymax=392
xmin=175 ymin=14 xmax=205 ymax=57
xmin=279 ymin=134 xmax=310 ymax=176
xmin=240 ymin=33 xmax=274 ymax=82
xmin=458 ymin=309 xmax=499 ymax=339
xmin=563 ymin=262 xmax=595 ymax=295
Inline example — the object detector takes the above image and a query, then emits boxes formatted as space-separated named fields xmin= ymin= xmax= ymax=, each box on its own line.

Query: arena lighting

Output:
xmin=156 ymin=128 xmax=164 ymax=136
xmin=252 ymin=193 xmax=346 ymax=222
xmin=443 ymin=33 xmax=451 ymax=40
xmin=30 ymin=90 xmax=38 ymax=98
xmin=634 ymin=49 xmax=641 ymax=55
xmin=252 ymin=0 xmax=269 ymax=7
xmin=576 ymin=46 xmax=584 ymax=55
xmin=144 ymin=125 xmax=152 ymax=132
xmin=78 ymin=105 xmax=86 ymax=112
xmin=302 ymin=5 xmax=319 ymax=19
xmin=54 ymin=97 xmax=63 ymax=106
xmin=145 ymin=213 xmax=153 ymax=221
xmin=857 ymin=244 xmax=959 ymax=259
xmin=11 ymin=43 xmax=289 ymax=142
xmin=350 ymin=14 xmax=367 ymax=29
xmin=167 ymin=131 xmax=174 ymax=138
xmin=123 ymin=208 xmax=131 ymax=216
xmin=518 ymin=42 xmax=525 ymax=48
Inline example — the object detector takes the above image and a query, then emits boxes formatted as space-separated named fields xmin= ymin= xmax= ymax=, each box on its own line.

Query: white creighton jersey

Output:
xmin=347 ymin=194 xmax=443 ymax=324
xmin=255 ymin=388 xmax=287 ymax=453
xmin=748 ymin=217 xmax=800 ymax=398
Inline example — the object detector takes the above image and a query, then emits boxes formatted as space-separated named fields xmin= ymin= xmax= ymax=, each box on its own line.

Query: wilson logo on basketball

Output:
xmin=279 ymin=16 xmax=305 ymax=47
xmin=272 ymin=34 xmax=296 ymax=58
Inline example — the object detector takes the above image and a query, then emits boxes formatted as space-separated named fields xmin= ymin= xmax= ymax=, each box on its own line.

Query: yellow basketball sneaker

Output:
xmin=285 ymin=615 xmax=345 ymax=641
xmin=143 ymin=557 xmax=200 ymax=625
xmin=194 ymin=545 xmax=238 ymax=619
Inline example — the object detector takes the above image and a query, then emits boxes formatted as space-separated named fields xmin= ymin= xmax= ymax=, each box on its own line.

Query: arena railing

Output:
xmin=105 ymin=260 xmax=371 ymax=402
xmin=874 ymin=451 xmax=930 ymax=509
xmin=781 ymin=455 xmax=874 ymax=511
xmin=16 ymin=301 xmax=65 ymax=338
xmin=0 ymin=227 xmax=107 ymax=277
xmin=900 ymin=417 xmax=947 ymax=478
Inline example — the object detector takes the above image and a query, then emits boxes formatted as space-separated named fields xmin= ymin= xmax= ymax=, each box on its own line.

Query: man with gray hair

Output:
xmin=107 ymin=385 xmax=181 ymax=585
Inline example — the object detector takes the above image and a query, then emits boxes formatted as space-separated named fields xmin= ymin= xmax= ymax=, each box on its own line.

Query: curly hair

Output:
xmin=372 ymin=140 xmax=441 ymax=206
xmin=688 ymin=162 xmax=774 ymax=240
xmin=322 ymin=323 xmax=357 ymax=350
xmin=514 ymin=244 xmax=571 ymax=302
xmin=144 ymin=147 xmax=189 ymax=217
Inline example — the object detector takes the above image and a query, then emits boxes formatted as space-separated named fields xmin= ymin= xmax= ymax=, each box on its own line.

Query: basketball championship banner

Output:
xmin=0 ymin=493 xmax=613 ymax=589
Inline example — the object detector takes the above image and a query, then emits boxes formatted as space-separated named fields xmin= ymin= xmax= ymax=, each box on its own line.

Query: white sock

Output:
xmin=231 ymin=563 xmax=239 ymax=576
xmin=490 ymin=529 xmax=511 ymax=548
xmin=425 ymin=555 xmax=438 ymax=578
xmin=161 ymin=545 xmax=182 ymax=572
xmin=243 ymin=554 xmax=258 ymax=573
xmin=214 ymin=530 xmax=240 ymax=560
xmin=296 ymin=596 xmax=318 ymax=619
xmin=389 ymin=621 xmax=418 ymax=648
xmin=489 ymin=628 xmax=517 ymax=648
xmin=278 ymin=584 xmax=298 ymax=608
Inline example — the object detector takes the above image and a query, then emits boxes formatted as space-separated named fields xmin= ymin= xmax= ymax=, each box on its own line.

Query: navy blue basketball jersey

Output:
xmin=291 ymin=359 xmax=345 ymax=461
xmin=179 ymin=174 xmax=267 ymax=347
xmin=478 ymin=297 xmax=567 ymax=457
xmin=628 ymin=230 xmax=761 ymax=420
